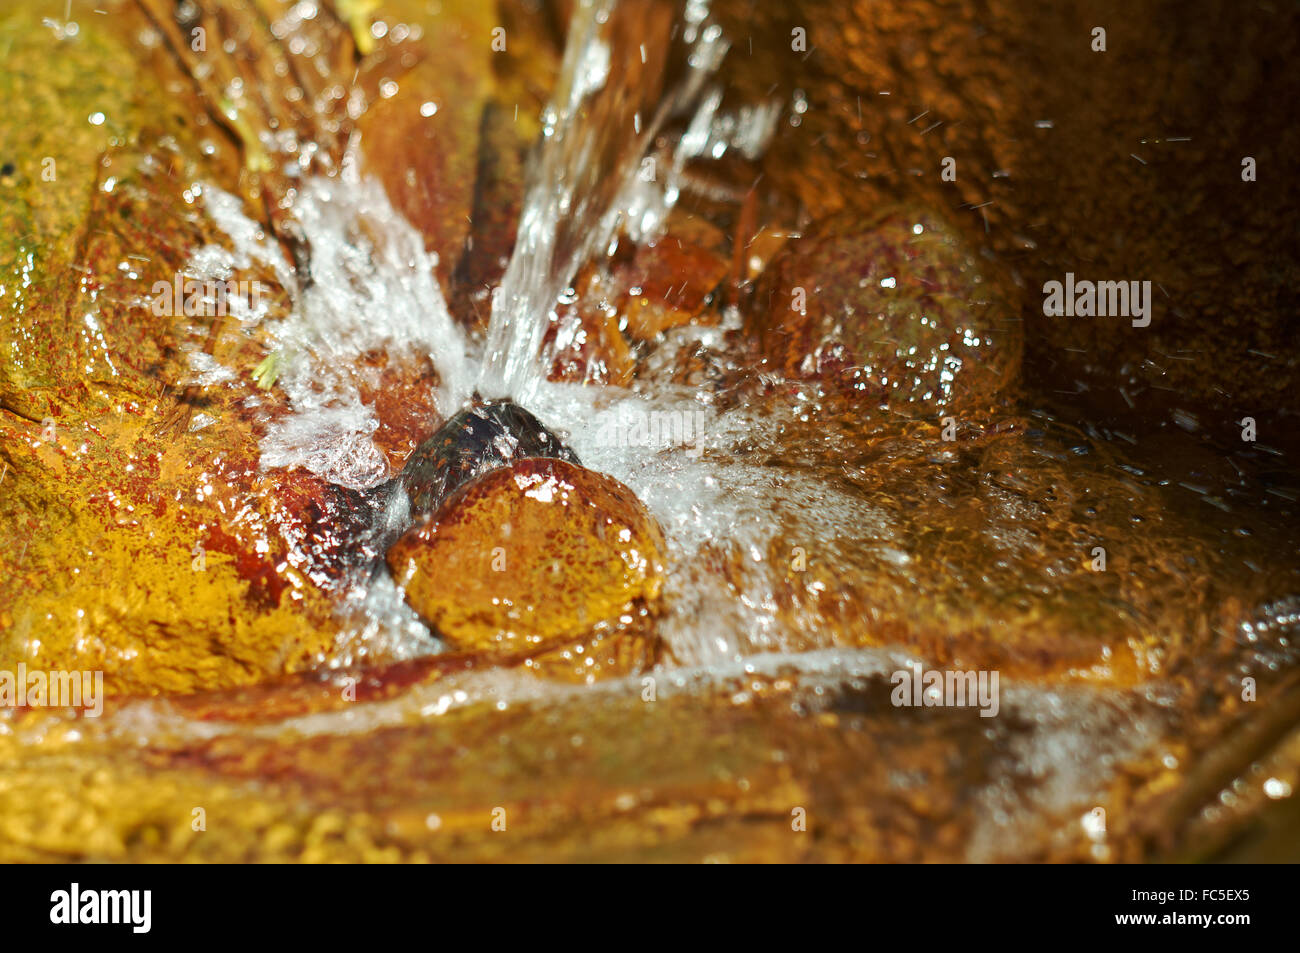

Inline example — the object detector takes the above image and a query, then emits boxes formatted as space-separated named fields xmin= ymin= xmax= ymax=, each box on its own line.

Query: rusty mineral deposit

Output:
xmin=0 ymin=0 xmax=1298 ymax=867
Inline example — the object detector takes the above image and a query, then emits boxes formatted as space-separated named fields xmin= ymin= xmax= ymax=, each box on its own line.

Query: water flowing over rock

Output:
xmin=0 ymin=0 xmax=1298 ymax=864
xmin=388 ymin=456 xmax=666 ymax=665
xmin=396 ymin=398 xmax=581 ymax=518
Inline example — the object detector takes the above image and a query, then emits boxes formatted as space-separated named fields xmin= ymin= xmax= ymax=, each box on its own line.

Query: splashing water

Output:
xmin=176 ymin=0 xmax=797 ymax=666
xmin=476 ymin=0 xmax=731 ymax=405
xmin=184 ymin=0 xmax=774 ymax=494
xmin=189 ymin=166 xmax=475 ymax=490
xmin=171 ymin=0 xmax=974 ymax=676
xmin=73 ymin=0 xmax=1291 ymax=864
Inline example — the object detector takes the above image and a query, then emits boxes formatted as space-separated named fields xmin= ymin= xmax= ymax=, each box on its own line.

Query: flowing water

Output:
xmin=477 ymin=0 xmax=733 ymax=404
xmin=180 ymin=0 xmax=804 ymax=669
xmin=172 ymin=0 xmax=1151 ymax=685
xmin=24 ymin=0 xmax=1289 ymax=861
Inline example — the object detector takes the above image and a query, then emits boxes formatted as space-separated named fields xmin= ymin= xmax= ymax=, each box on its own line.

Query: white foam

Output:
xmin=194 ymin=172 xmax=474 ymax=491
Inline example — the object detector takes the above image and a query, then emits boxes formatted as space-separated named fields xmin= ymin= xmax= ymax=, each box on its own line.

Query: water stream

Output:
xmin=9 ymin=0 xmax=1250 ymax=861
xmin=180 ymin=0 xmax=802 ymax=667
xmin=477 ymin=0 xmax=730 ymax=404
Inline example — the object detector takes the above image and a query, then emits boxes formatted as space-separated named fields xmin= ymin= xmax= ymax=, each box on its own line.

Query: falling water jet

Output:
xmin=382 ymin=0 xmax=732 ymax=543
xmin=476 ymin=0 xmax=729 ymax=407
xmin=378 ymin=0 xmax=737 ymax=660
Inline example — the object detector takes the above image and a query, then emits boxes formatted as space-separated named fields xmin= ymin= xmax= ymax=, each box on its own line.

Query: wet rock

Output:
xmin=353 ymin=0 xmax=497 ymax=288
xmin=0 ymin=5 xmax=357 ymax=696
xmin=0 ymin=407 xmax=353 ymax=696
xmin=451 ymin=103 xmax=526 ymax=334
xmin=387 ymin=457 xmax=666 ymax=663
xmin=544 ymin=266 xmax=636 ymax=386
xmin=396 ymin=399 xmax=581 ymax=518
xmin=753 ymin=205 xmax=1022 ymax=412
xmin=614 ymin=236 xmax=730 ymax=343
xmin=519 ymin=625 xmax=661 ymax=683
xmin=0 ymin=3 xmax=195 ymax=423
xmin=543 ymin=225 xmax=729 ymax=385
xmin=350 ymin=350 xmax=446 ymax=475
xmin=711 ymin=0 xmax=1300 ymax=448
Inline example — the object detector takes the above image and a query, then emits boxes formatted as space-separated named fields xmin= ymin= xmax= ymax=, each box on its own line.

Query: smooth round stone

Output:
xmin=753 ymin=205 xmax=1023 ymax=412
xmin=386 ymin=458 xmax=666 ymax=658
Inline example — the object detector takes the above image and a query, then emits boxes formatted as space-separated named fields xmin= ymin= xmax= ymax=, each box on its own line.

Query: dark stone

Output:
xmin=396 ymin=396 xmax=581 ymax=518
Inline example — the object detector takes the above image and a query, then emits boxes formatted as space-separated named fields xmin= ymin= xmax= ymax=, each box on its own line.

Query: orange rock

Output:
xmin=352 ymin=349 xmax=443 ymax=474
xmin=615 ymin=236 xmax=729 ymax=342
xmin=753 ymin=206 xmax=1023 ymax=413
xmin=545 ymin=267 xmax=636 ymax=386
xmin=387 ymin=458 xmax=666 ymax=664
xmin=352 ymin=1 xmax=498 ymax=287
xmin=544 ymin=224 xmax=731 ymax=384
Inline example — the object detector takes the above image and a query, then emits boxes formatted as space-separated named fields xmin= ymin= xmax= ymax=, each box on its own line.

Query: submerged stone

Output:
xmin=387 ymin=457 xmax=666 ymax=662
